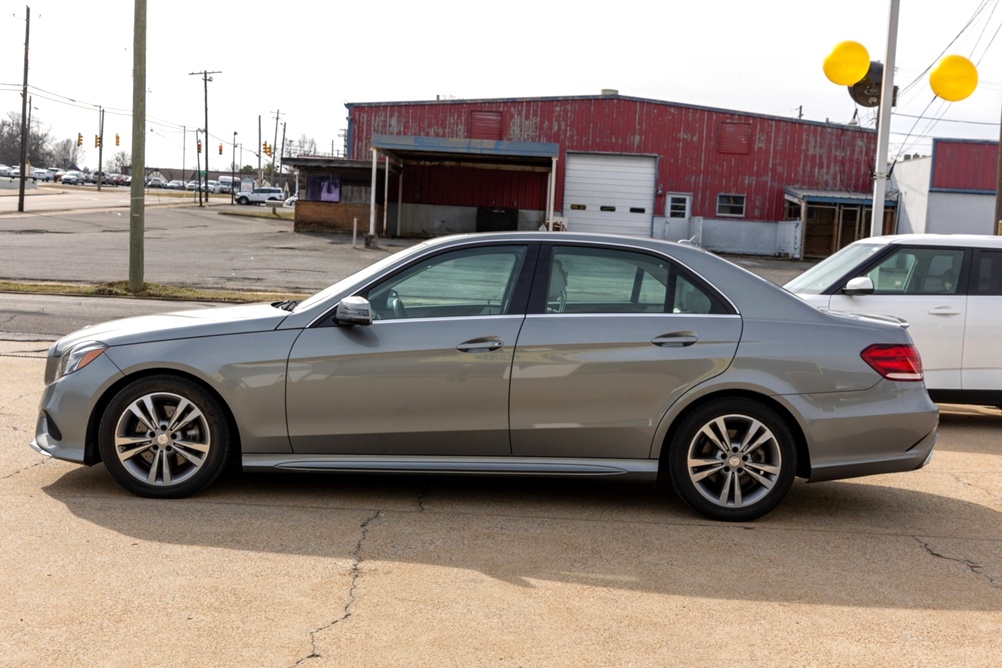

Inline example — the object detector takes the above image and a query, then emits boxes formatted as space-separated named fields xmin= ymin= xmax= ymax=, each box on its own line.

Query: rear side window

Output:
xmin=543 ymin=246 xmax=728 ymax=314
xmin=972 ymin=250 xmax=1002 ymax=295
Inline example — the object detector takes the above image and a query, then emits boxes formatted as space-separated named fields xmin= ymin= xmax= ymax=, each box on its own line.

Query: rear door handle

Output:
xmin=456 ymin=338 xmax=504 ymax=353
xmin=928 ymin=306 xmax=961 ymax=316
xmin=652 ymin=333 xmax=699 ymax=347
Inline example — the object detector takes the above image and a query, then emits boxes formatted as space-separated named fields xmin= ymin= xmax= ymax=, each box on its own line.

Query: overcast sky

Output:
xmin=2 ymin=0 xmax=1001 ymax=172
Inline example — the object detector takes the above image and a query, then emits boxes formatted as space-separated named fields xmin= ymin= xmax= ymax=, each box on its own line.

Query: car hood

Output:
xmin=52 ymin=303 xmax=291 ymax=355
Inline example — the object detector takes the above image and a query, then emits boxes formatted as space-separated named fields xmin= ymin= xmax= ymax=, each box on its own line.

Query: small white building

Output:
xmin=892 ymin=138 xmax=998 ymax=236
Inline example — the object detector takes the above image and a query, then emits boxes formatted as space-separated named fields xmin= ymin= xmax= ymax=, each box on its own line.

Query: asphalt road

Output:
xmin=2 ymin=338 xmax=1001 ymax=666
xmin=10 ymin=192 xmax=998 ymax=666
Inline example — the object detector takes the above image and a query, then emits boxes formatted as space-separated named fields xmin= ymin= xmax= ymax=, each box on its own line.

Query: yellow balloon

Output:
xmin=930 ymin=55 xmax=978 ymax=102
xmin=823 ymin=41 xmax=871 ymax=86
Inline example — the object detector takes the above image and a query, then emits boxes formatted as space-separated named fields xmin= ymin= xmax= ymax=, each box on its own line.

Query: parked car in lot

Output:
xmin=235 ymin=186 xmax=283 ymax=205
xmin=284 ymin=194 xmax=298 ymax=207
xmin=786 ymin=233 xmax=1002 ymax=407
xmin=146 ymin=177 xmax=168 ymax=188
xmin=166 ymin=180 xmax=185 ymax=190
xmin=32 ymin=168 xmax=53 ymax=181
xmin=0 ymin=163 xmax=11 ymax=177
xmin=60 ymin=171 xmax=85 ymax=185
xmin=30 ymin=232 xmax=937 ymax=521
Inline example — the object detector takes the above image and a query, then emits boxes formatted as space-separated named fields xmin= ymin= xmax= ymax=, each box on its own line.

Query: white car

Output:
xmin=235 ymin=187 xmax=284 ymax=205
xmin=786 ymin=233 xmax=1002 ymax=407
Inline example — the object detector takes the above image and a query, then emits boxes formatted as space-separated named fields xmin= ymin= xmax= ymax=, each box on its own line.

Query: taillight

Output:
xmin=861 ymin=344 xmax=924 ymax=382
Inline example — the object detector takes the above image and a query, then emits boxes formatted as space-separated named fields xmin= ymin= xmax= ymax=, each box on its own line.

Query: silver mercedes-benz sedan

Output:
xmin=31 ymin=232 xmax=937 ymax=521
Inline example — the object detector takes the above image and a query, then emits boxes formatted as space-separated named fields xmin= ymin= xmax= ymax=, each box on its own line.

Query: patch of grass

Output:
xmin=0 ymin=280 xmax=308 ymax=303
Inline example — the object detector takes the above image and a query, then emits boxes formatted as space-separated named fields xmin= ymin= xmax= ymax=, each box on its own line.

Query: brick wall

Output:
xmin=294 ymin=202 xmax=384 ymax=235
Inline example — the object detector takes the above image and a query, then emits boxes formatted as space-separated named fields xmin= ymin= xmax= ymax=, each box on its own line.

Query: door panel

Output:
xmin=286 ymin=317 xmax=525 ymax=455
xmin=962 ymin=250 xmax=1002 ymax=391
xmin=509 ymin=314 xmax=742 ymax=459
xmin=828 ymin=245 xmax=967 ymax=389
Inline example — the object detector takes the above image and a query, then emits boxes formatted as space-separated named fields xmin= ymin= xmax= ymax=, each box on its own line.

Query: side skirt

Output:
xmin=242 ymin=454 xmax=659 ymax=480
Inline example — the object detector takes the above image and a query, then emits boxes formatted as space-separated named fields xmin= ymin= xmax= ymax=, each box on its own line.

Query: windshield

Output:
xmin=292 ymin=240 xmax=434 ymax=312
xmin=784 ymin=242 xmax=886 ymax=294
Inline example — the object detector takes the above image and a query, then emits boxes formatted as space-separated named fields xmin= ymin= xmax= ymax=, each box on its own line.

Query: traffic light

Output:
xmin=263 ymin=141 xmax=271 ymax=157
xmin=77 ymin=133 xmax=82 ymax=147
xmin=218 ymin=143 xmax=223 ymax=155
xmin=115 ymin=133 xmax=120 ymax=147
xmin=95 ymin=135 xmax=100 ymax=148
xmin=197 ymin=140 xmax=202 ymax=154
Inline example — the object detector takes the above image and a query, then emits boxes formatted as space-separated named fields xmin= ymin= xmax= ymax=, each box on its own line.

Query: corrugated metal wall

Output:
xmin=347 ymin=96 xmax=876 ymax=220
xmin=930 ymin=138 xmax=998 ymax=193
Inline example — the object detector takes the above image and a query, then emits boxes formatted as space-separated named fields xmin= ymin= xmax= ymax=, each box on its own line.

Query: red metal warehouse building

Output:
xmin=293 ymin=91 xmax=883 ymax=258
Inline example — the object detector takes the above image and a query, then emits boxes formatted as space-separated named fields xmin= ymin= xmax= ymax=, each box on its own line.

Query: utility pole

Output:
xmin=271 ymin=109 xmax=283 ymax=183
xmin=280 ymin=121 xmax=287 ymax=189
xmin=17 ymin=6 xmax=30 ymax=213
xmin=870 ymin=0 xmax=900 ymax=237
xmin=195 ymin=129 xmax=202 ymax=206
xmin=995 ymin=102 xmax=1002 ymax=235
xmin=190 ymin=69 xmax=220 ymax=201
xmin=231 ymin=131 xmax=236 ymax=204
xmin=257 ymin=115 xmax=262 ymax=185
xmin=129 ymin=0 xmax=147 ymax=293
xmin=96 ymin=107 xmax=105 ymax=192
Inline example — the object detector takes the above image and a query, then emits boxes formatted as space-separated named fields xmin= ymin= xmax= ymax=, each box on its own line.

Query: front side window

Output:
xmin=544 ymin=247 xmax=723 ymax=315
xmin=366 ymin=246 xmax=527 ymax=320
xmin=864 ymin=247 xmax=964 ymax=295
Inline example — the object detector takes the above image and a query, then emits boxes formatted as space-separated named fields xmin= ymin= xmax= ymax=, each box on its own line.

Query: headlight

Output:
xmin=56 ymin=341 xmax=108 ymax=377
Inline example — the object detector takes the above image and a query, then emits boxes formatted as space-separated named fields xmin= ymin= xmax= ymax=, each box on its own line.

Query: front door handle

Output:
xmin=456 ymin=338 xmax=504 ymax=353
xmin=928 ymin=306 xmax=961 ymax=316
xmin=652 ymin=333 xmax=699 ymax=347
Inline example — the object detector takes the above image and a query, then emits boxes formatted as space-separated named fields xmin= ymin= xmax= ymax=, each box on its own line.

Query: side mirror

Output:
xmin=335 ymin=296 xmax=373 ymax=326
xmin=842 ymin=276 xmax=874 ymax=296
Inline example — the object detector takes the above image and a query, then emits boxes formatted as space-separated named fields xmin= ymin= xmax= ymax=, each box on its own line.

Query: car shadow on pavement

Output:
xmin=42 ymin=465 xmax=1002 ymax=611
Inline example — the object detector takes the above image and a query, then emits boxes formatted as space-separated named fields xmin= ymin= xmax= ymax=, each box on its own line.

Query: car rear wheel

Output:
xmin=237 ymin=196 xmax=249 ymax=205
xmin=98 ymin=376 xmax=231 ymax=498
xmin=668 ymin=398 xmax=796 ymax=522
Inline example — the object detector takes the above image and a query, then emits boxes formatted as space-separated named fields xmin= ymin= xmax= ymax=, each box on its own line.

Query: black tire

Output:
xmin=668 ymin=398 xmax=796 ymax=522
xmin=237 ymin=196 xmax=249 ymax=205
xmin=98 ymin=375 xmax=231 ymax=498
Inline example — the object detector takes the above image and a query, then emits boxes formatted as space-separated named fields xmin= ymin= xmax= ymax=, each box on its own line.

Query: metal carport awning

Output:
xmin=367 ymin=134 xmax=562 ymax=237
xmin=783 ymin=186 xmax=897 ymax=208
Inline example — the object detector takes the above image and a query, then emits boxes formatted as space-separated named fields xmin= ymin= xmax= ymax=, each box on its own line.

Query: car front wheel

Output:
xmin=668 ymin=398 xmax=796 ymax=522
xmin=237 ymin=196 xmax=249 ymax=205
xmin=98 ymin=376 xmax=231 ymax=498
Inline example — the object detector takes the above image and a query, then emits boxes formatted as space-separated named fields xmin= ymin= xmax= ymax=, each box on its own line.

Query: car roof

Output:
xmin=863 ymin=233 xmax=1002 ymax=249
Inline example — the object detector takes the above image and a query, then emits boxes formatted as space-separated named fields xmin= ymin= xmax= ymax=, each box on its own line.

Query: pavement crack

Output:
xmin=0 ymin=456 xmax=49 ymax=480
xmin=294 ymin=509 xmax=382 ymax=666
xmin=915 ymin=536 xmax=1002 ymax=591
xmin=947 ymin=472 xmax=1002 ymax=505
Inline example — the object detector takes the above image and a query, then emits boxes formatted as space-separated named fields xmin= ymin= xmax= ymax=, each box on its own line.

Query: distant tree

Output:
xmin=51 ymin=139 xmax=84 ymax=169
xmin=0 ymin=113 xmax=19 ymax=165
xmin=0 ymin=111 xmax=58 ymax=168
xmin=110 ymin=151 xmax=130 ymax=172
xmin=294 ymin=134 xmax=317 ymax=156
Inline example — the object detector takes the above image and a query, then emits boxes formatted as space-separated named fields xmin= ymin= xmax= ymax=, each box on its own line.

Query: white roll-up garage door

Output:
xmin=563 ymin=153 xmax=656 ymax=237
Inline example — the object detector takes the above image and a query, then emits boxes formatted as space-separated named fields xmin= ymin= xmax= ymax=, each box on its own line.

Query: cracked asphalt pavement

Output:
xmin=2 ymin=338 xmax=1002 ymax=666
xmin=1 ymin=196 xmax=1000 ymax=665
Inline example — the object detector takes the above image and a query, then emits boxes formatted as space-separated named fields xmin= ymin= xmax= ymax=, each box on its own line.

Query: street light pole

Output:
xmin=871 ymin=0 xmax=900 ymax=237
